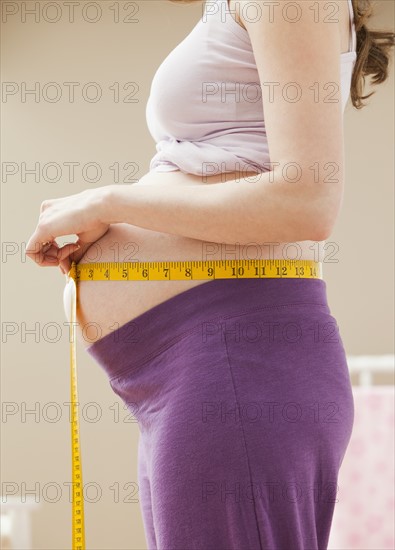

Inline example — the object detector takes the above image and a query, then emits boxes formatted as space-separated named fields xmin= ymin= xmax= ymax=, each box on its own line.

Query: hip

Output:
xmin=86 ymin=275 xmax=354 ymax=446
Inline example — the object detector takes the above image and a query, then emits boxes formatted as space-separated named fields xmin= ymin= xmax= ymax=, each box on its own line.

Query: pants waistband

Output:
xmin=86 ymin=277 xmax=330 ymax=381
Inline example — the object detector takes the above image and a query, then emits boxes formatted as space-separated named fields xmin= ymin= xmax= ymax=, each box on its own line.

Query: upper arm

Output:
xmin=240 ymin=0 xmax=345 ymax=228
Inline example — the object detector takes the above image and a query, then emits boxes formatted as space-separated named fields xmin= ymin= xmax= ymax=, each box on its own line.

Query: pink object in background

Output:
xmin=328 ymin=386 xmax=395 ymax=549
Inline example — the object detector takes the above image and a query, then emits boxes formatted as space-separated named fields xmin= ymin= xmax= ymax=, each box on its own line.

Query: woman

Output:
xmin=26 ymin=0 xmax=394 ymax=548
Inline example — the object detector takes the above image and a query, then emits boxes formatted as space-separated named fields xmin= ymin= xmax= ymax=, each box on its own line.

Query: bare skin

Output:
xmin=65 ymin=1 xmax=353 ymax=348
xmin=66 ymin=168 xmax=325 ymax=348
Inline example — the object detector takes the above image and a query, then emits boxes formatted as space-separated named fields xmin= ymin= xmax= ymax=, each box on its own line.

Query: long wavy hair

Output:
xmin=168 ymin=0 xmax=395 ymax=109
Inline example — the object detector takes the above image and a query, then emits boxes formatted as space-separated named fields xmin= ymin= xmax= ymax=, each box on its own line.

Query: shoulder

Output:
xmin=236 ymin=0 xmax=344 ymax=61
xmin=237 ymin=0 xmax=344 ymax=36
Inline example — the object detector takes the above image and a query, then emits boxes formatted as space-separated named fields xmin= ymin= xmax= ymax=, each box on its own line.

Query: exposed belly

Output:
xmin=65 ymin=169 xmax=326 ymax=348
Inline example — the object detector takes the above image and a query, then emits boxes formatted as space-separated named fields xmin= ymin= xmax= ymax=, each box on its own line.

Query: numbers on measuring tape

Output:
xmin=276 ymin=266 xmax=288 ymax=276
xmin=71 ymin=260 xmax=322 ymax=282
xmin=255 ymin=266 xmax=266 ymax=276
xmin=232 ymin=266 xmax=245 ymax=277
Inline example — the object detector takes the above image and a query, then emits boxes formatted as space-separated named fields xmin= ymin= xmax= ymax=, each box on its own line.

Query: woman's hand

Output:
xmin=26 ymin=187 xmax=111 ymax=273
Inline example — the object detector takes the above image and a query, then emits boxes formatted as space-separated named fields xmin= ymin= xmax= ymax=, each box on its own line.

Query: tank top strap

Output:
xmin=347 ymin=0 xmax=357 ymax=53
xmin=208 ymin=0 xmax=251 ymax=44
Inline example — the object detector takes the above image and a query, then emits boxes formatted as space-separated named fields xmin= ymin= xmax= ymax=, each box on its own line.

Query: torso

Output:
xmin=71 ymin=168 xmax=326 ymax=348
xmin=68 ymin=2 xmax=352 ymax=347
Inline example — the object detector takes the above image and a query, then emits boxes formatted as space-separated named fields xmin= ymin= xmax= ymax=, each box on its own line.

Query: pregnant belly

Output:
xmin=65 ymin=169 xmax=326 ymax=348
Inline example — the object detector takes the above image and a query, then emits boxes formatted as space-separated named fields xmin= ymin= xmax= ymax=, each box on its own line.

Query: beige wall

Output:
xmin=1 ymin=1 xmax=393 ymax=549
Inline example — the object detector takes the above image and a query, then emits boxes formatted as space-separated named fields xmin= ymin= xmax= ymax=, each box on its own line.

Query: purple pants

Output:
xmin=87 ymin=277 xmax=354 ymax=550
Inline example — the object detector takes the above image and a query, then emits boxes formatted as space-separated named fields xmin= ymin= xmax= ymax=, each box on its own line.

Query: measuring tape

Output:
xmin=66 ymin=271 xmax=85 ymax=550
xmin=65 ymin=258 xmax=322 ymax=548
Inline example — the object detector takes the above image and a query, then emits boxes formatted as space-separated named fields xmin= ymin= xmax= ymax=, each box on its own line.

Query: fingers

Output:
xmin=26 ymin=241 xmax=81 ymax=267
xmin=59 ymin=257 xmax=71 ymax=275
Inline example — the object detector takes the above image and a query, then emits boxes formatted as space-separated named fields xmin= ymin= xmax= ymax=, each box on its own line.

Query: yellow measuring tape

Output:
xmin=67 ymin=268 xmax=85 ymax=550
xmin=65 ymin=258 xmax=322 ymax=548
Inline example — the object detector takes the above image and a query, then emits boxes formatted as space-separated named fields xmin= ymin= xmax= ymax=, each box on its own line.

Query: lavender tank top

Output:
xmin=146 ymin=0 xmax=357 ymax=176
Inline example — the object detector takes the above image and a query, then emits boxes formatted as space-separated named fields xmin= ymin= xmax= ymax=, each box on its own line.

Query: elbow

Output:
xmin=297 ymin=216 xmax=330 ymax=242
xmin=304 ymin=190 xmax=342 ymax=242
xmin=305 ymin=210 xmax=337 ymax=242
xmin=308 ymin=222 xmax=333 ymax=242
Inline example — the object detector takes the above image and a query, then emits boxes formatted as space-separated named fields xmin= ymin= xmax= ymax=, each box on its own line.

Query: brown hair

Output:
xmin=169 ymin=0 xmax=395 ymax=109
xmin=350 ymin=0 xmax=395 ymax=108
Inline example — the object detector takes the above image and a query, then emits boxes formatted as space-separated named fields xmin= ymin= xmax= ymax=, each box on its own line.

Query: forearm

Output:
xmin=102 ymin=170 xmax=331 ymax=245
